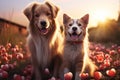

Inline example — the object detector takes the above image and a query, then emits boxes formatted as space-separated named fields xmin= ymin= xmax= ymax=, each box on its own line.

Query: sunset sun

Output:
xmin=92 ymin=10 xmax=110 ymax=23
xmin=95 ymin=11 xmax=108 ymax=22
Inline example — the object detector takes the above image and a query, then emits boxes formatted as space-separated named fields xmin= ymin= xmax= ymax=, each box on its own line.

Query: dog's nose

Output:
xmin=72 ymin=27 xmax=77 ymax=31
xmin=40 ymin=21 xmax=47 ymax=27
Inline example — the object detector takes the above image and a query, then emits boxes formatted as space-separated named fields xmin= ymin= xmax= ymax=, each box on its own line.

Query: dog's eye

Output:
xmin=78 ymin=23 xmax=81 ymax=26
xmin=69 ymin=23 xmax=72 ymax=26
xmin=46 ymin=12 xmax=51 ymax=16
xmin=35 ymin=14 xmax=39 ymax=17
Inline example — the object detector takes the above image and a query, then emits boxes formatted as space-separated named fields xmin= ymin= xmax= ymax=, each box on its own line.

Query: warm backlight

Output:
xmin=92 ymin=10 xmax=109 ymax=23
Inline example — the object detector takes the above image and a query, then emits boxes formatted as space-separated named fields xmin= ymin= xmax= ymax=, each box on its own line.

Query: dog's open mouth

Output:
xmin=69 ymin=32 xmax=82 ymax=40
xmin=40 ymin=28 xmax=49 ymax=35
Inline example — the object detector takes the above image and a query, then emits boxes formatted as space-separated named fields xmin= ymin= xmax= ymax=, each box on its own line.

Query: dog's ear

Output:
xmin=81 ymin=14 xmax=89 ymax=25
xmin=45 ymin=2 xmax=59 ymax=18
xmin=63 ymin=14 xmax=71 ymax=25
xmin=23 ymin=2 xmax=38 ymax=21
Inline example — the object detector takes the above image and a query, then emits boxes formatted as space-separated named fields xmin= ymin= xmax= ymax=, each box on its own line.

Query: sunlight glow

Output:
xmin=92 ymin=10 xmax=109 ymax=23
xmin=81 ymin=28 xmax=97 ymax=76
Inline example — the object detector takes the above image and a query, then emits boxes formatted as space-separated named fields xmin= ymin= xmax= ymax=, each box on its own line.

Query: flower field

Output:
xmin=0 ymin=42 xmax=32 ymax=80
xmin=0 ymin=42 xmax=120 ymax=80
xmin=88 ymin=43 xmax=120 ymax=80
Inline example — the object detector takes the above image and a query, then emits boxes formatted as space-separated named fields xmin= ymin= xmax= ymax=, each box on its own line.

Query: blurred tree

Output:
xmin=88 ymin=16 xmax=120 ymax=44
xmin=118 ymin=12 xmax=120 ymax=25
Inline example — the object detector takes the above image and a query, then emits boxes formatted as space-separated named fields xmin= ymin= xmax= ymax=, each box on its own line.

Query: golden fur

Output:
xmin=23 ymin=1 xmax=62 ymax=80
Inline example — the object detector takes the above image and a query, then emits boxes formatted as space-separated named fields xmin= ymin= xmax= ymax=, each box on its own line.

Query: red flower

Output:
xmin=103 ymin=59 xmax=110 ymax=67
xmin=117 ymin=48 xmax=120 ymax=54
xmin=96 ymin=54 xmax=104 ymax=63
xmin=3 ymin=71 xmax=8 ymax=78
xmin=44 ymin=68 xmax=50 ymax=75
xmin=94 ymin=71 xmax=102 ymax=80
xmin=113 ymin=60 xmax=120 ymax=66
xmin=109 ymin=50 xmax=116 ymax=55
xmin=1 ymin=64 xmax=9 ymax=71
xmin=64 ymin=72 xmax=73 ymax=80
xmin=14 ymin=74 xmax=24 ymax=80
xmin=16 ymin=53 xmax=24 ymax=60
xmin=79 ymin=73 xmax=89 ymax=80
xmin=106 ymin=68 xmax=116 ymax=77
xmin=105 ymin=54 xmax=110 ymax=59
xmin=99 ymin=64 xmax=106 ymax=70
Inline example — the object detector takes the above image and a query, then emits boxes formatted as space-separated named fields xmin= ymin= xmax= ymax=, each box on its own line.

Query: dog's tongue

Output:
xmin=71 ymin=35 xmax=78 ymax=40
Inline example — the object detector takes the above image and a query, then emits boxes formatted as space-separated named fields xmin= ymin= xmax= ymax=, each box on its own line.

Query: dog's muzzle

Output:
xmin=40 ymin=27 xmax=48 ymax=35
xmin=69 ymin=31 xmax=82 ymax=41
xmin=38 ymin=21 xmax=49 ymax=35
xmin=68 ymin=27 xmax=82 ymax=40
xmin=40 ymin=21 xmax=47 ymax=27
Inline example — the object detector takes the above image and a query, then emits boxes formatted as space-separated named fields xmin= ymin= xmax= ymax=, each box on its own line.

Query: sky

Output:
xmin=0 ymin=0 xmax=119 ymax=27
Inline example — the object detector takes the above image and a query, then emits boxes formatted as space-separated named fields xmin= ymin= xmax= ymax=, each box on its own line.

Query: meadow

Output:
xmin=0 ymin=19 xmax=120 ymax=80
xmin=0 ymin=42 xmax=120 ymax=80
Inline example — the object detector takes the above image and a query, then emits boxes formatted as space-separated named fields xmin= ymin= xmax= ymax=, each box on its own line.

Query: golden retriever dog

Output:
xmin=23 ymin=1 xmax=63 ymax=80
xmin=61 ymin=13 xmax=89 ymax=80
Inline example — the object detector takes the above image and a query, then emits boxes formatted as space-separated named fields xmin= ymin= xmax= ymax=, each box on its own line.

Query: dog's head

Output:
xmin=63 ymin=14 xmax=89 ymax=42
xmin=23 ymin=2 xmax=59 ymax=35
